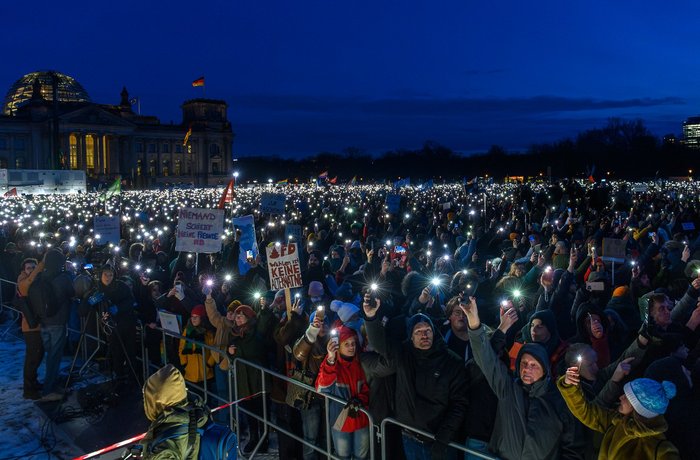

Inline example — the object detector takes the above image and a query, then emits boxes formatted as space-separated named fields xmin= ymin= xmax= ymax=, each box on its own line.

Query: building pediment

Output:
xmin=59 ymin=105 xmax=135 ymax=128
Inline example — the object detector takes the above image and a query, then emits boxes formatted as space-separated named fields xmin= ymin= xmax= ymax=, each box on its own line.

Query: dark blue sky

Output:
xmin=2 ymin=0 xmax=698 ymax=158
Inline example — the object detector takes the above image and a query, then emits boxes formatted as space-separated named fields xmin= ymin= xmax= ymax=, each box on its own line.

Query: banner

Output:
xmin=602 ymin=237 xmax=625 ymax=262
xmin=266 ymin=243 xmax=303 ymax=290
xmin=385 ymin=194 xmax=401 ymax=214
xmin=93 ymin=215 xmax=120 ymax=245
xmin=260 ymin=193 xmax=286 ymax=215
xmin=175 ymin=208 xmax=224 ymax=253
xmin=233 ymin=215 xmax=258 ymax=275
xmin=285 ymin=224 xmax=302 ymax=244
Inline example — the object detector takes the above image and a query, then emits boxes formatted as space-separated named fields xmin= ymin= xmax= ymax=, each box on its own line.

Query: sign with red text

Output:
xmin=266 ymin=243 xmax=303 ymax=290
xmin=175 ymin=207 xmax=224 ymax=253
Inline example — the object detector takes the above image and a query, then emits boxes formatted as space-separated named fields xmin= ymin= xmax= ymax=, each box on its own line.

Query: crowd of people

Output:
xmin=1 ymin=178 xmax=700 ymax=460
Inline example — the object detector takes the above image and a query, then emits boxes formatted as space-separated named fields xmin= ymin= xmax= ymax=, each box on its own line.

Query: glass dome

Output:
xmin=3 ymin=70 xmax=91 ymax=115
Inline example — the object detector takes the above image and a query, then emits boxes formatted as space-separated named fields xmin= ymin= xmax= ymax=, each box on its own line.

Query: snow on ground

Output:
xmin=0 ymin=314 xmax=83 ymax=460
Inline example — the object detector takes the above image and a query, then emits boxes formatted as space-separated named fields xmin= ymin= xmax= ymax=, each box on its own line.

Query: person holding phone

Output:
xmin=316 ymin=326 xmax=370 ymax=460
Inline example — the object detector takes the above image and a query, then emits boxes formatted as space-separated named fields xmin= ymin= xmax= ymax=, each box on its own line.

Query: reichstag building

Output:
xmin=0 ymin=70 xmax=234 ymax=186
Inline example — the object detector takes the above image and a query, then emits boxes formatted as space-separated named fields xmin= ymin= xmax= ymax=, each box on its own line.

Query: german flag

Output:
xmin=192 ymin=77 xmax=205 ymax=87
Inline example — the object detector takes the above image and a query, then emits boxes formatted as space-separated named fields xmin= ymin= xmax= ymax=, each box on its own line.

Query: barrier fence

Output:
xmin=0 ymin=276 xmax=497 ymax=460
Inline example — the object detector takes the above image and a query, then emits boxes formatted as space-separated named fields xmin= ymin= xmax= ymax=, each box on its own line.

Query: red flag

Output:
xmin=218 ymin=179 xmax=234 ymax=209
xmin=192 ymin=77 xmax=205 ymax=87
xmin=3 ymin=187 xmax=17 ymax=197
xmin=328 ymin=176 xmax=337 ymax=184
xmin=588 ymin=175 xmax=595 ymax=184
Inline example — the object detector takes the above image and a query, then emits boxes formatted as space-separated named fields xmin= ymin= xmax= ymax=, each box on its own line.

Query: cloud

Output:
xmin=231 ymin=93 xmax=686 ymax=118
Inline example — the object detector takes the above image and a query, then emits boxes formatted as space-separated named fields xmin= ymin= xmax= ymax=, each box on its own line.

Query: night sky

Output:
xmin=2 ymin=0 xmax=698 ymax=158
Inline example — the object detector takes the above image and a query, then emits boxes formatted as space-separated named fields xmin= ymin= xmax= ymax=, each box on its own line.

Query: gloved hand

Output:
xmin=430 ymin=441 xmax=448 ymax=460
xmin=107 ymin=305 xmax=118 ymax=316
xmin=345 ymin=397 xmax=363 ymax=418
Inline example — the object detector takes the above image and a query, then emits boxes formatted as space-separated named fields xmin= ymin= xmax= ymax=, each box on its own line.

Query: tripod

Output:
xmin=101 ymin=313 xmax=143 ymax=390
xmin=65 ymin=309 xmax=105 ymax=392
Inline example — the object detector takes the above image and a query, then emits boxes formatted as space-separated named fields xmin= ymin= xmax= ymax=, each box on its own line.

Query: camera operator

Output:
xmin=95 ymin=264 xmax=138 ymax=387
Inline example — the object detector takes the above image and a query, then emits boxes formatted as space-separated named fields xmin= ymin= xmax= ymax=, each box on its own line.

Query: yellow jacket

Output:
xmin=557 ymin=376 xmax=679 ymax=460
xmin=178 ymin=327 xmax=216 ymax=383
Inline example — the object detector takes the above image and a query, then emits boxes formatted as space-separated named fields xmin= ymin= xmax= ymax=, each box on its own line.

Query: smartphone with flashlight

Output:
xmin=330 ymin=329 xmax=339 ymax=345
xmin=246 ymin=250 xmax=254 ymax=260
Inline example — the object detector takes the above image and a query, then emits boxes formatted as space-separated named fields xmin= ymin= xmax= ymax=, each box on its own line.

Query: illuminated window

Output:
xmin=85 ymin=135 xmax=95 ymax=171
xmin=136 ymin=160 xmax=142 ymax=176
xmin=162 ymin=160 xmax=169 ymax=177
xmin=15 ymin=157 xmax=24 ymax=168
xmin=69 ymin=134 xmax=78 ymax=169
xmin=174 ymin=159 xmax=181 ymax=176
xmin=149 ymin=159 xmax=156 ymax=177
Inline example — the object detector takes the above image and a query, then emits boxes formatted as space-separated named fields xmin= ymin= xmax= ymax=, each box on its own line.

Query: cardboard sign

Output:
xmin=602 ymin=237 xmax=626 ymax=262
xmin=158 ymin=310 xmax=181 ymax=335
xmin=385 ymin=194 xmax=401 ymax=214
xmin=233 ymin=214 xmax=258 ymax=275
xmin=260 ymin=193 xmax=286 ymax=215
xmin=266 ymin=243 xmax=303 ymax=290
xmin=285 ymin=224 xmax=302 ymax=244
xmin=175 ymin=207 xmax=224 ymax=253
xmin=632 ymin=184 xmax=649 ymax=192
xmin=93 ymin=215 xmax=120 ymax=245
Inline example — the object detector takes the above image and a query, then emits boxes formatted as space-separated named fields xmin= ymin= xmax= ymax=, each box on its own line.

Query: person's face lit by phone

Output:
xmin=101 ymin=269 xmax=114 ymax=287
xmin=308 ymin=253 xmax=320 ymax=268
xmin=650 ymin=299 xmax=672 ymax=328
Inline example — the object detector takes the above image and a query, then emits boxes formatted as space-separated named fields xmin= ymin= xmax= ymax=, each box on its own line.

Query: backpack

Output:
xmin=148 ymin=408 xmax=237 ymax=460
xmin=27 ymin=273 xmax=59 ymax=319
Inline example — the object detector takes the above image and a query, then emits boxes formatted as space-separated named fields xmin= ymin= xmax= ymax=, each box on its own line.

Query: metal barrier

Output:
xmin=0 ymin=275 xmax=498 ymax=460
xmin=380 ymin=418 xmax=498 ymax=460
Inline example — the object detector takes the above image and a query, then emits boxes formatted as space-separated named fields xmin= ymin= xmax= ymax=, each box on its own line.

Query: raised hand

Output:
xmin=564 ymin=366 xmax=580 ymax=386
xmin=612 ymin=357 xmax=635 ymax=383
xmin=362 ymin=293 xmax=380 ymax=318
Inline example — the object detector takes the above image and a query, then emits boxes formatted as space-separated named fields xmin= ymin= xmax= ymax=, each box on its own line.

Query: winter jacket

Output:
xmin=364 ymin=317 xmax=468 ymax=445
xmin=316 ymin=355 xmax=370 ymax=432
xmin=557 ymin=377 xmax=680 ymax=460
xmin=141 ymin=365 xmax=209 ymax=459
xmin=469 ymin=325 xmax=584 ymax=460
xmin=178 ymin=323 xmax=216 ymax=383
xmin=227 ymin=327 xmax=266 ymax=398
xmin=17 ymin=260 xmax=44 ymax=332
xmin=30 ymin=250 xmax=74 ymax=328
xmin=204 ymin=297 xmax=234 ymax=370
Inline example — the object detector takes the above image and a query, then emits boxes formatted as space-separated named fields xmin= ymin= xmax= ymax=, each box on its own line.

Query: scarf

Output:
xmin=182 ymin=322 xmax=207 ymax=354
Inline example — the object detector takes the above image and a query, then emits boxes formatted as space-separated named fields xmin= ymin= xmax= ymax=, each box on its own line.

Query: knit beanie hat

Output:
xmin=308 ymin=281 xmax=324 ymax=297
xmin=612 ymin=286 xmax=629 ymax=298
xmin=337 ymin=302 xmax=360 ymax=323
xmin=191 ymin=304 xmax=206 ymax=318
xmin=227 ymin=300 xmax=242 ymax=312
xmin=406 ymin=313 xmax=434 ymax=338
xmin=336 ymin=325 xmax=357 ymax=345
xmin=234 ymin=305 xmax=257 ymax=320
xmin=623 ymin=378 xmax=676 ymax=418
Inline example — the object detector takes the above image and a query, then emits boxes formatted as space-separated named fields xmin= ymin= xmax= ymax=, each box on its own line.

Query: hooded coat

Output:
xmin=469 ymin=325 xmax=583 ymax=460
xmin=141 ymin=364 xmax=209 ymax=459
xmin=364 ymin=314 xmax=468 ymax=445
xmin=29 ymin=249 xmax=74 ymax=328
xmin=557 ymin=377 xmax=680 ymax=460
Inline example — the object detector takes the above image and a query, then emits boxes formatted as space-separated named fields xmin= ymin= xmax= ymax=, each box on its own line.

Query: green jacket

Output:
xmin=557 ymin=377 xmax=680 ymax=460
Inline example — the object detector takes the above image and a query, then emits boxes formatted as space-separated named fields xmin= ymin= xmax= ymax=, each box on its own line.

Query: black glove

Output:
xmin=430 ymin=441 xmax=448 ymax=460
xmin=345 ymin=397 xmax=363 ymax=418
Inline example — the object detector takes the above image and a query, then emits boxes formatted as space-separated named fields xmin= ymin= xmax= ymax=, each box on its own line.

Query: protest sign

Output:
xmin=285 ymin=224 xmax=302 ymax=243
xmin=681 ymin=222 xmax=695 ymax=231
xmin=233 ymin=214 xmax=258 ymax=275
xmin=602 ymin=237 xmax=625 ymax=263
xmin=385 ymin=194 xmax=401 ymax=214
xmin=266 ymin=243 xmax=303 ymax=290
xmin=260 ymin=193 xmax=286 ymax=215
xmin=175 ymin=208 xmax=224 ymax=253
xmin=93 ymin=215 xmax=120 ymax=245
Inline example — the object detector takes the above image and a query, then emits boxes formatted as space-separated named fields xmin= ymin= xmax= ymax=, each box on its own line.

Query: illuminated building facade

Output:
xmin=0 ymin=70 xmax=234 ymax=186
xmin=682 ymin=116 xmax=700 ymax=149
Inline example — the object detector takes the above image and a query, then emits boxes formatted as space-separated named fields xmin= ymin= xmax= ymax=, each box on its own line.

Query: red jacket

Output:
xmin=316 ymin=356 xmax=369 ymax=432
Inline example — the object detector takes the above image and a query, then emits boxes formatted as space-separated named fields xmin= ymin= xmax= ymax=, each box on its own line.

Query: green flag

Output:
xmin=100 ymin=177 xmax=121 ymax=201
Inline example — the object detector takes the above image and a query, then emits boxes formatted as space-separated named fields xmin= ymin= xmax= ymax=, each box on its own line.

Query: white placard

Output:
xmin=266 ymin=243 xmax=303 ymax=290
xmin=93 ymin=215 xmax=120 ymax=245
xmin=175 ymin=207 xmax=224 ymax=253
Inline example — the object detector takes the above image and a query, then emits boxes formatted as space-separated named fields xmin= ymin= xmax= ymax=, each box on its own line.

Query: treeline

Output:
xmin=235 ymin=118 xmax=695 ymax=182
